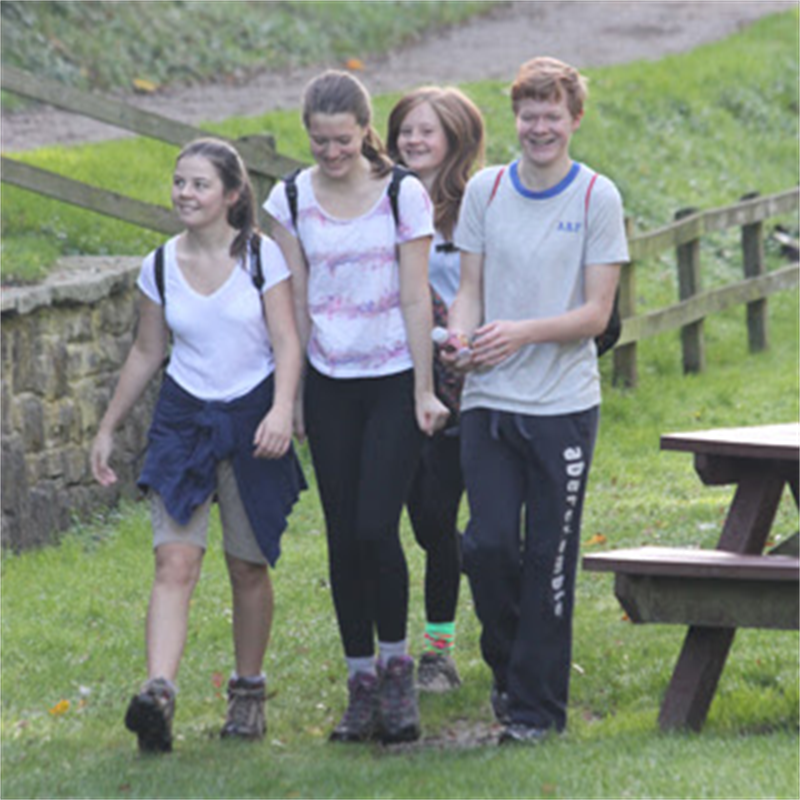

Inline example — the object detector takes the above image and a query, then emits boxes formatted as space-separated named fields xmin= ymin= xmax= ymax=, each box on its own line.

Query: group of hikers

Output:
xmin=91 ymin=54 xmax=628 ymax=753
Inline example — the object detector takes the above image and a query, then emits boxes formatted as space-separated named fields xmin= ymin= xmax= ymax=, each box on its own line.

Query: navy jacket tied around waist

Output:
xmin=139 ymin=375 xmax=306 ymax=566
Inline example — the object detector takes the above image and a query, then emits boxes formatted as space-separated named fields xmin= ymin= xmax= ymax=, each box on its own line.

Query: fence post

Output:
xmin=675 ymin=207 xmax=705 ymax=374
xmin=613 ymin=216 xmax=637 ymax=387
xmin=740 ymin=191 xmax=768 ymax=352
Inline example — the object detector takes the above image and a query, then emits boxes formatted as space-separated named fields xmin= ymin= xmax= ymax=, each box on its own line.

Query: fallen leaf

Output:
xmin=132 ymin=77 xmax=158 ymax=94
xmin=49 ymin=699 xmax=70 ymax=716
xmin=584 ymin=533 xmax=607 ymax=547
xmin=345 ymin=58 xmax=364 ymax=71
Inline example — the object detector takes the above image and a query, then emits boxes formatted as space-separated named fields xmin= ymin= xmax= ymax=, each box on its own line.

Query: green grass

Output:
xmin=2 ymin=288 xmax=798 ymax=799
xmin=2 ymin=9 xmax=799 ymax=799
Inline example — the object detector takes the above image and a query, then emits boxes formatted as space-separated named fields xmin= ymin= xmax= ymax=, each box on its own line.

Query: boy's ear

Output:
xmin=571 ymin=110 xmax=584 ymax=131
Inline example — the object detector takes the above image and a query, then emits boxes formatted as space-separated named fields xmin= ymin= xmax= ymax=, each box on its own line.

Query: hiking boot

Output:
xmin=378 ymin=655 xmax=420 ymax=744
xmin=490 ymin=682 xmax=511 ymax=725
xmin=329 ymin=672 xmax=380 ymax=743
xmin=220 ymin=677 xmax=266 ymax=740
xmin=125 ymin=677 xmax=176 ymax=754
xmin=498 ymin=722 xmax=550 ymax=745
xmin=416 ymin=652 xmax=462 ymax=693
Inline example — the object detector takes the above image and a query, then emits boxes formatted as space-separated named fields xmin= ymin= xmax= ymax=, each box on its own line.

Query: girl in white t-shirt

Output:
xmin=386 ymin=86 xmax=485 ymax=694
xmin=265 ymin=70 xmax=448 ymax=745
xmin=91 ymin=138 xmax=305 ymax=753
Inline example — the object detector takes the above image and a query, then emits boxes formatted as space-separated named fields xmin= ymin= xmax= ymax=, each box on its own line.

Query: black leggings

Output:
xmin=406 ymin=430 xmax=463 ymax=623
xmin=304 ymin=366 xmax=424 ymax=658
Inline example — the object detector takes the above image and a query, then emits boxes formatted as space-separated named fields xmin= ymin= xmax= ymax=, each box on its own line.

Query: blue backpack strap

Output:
xmin=154 ymin=245 xmax=166 ymax=306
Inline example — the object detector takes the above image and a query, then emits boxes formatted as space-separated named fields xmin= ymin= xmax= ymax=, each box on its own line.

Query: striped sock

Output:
xmin=423 ymin=622 xmax=455 ymax=654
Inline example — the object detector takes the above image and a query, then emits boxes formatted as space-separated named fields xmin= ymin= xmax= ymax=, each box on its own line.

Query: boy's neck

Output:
xmin=516 ymin=155 xmax=574 ymax=193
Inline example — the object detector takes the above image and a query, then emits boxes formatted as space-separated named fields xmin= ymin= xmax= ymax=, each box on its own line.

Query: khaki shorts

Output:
xmin=151 ymin=459 xmax=267 ymax=565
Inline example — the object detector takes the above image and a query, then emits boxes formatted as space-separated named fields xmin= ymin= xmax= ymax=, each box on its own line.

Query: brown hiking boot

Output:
xmin=329 ymin=672 xmax=380 ymax=743
xmin=378 ymin=655 xmax=420 ymax=744
xmin=416 ymin=652 xmax=462 ymax=693
xmin=220 ymin=677 xmax=266 ymax=740
xmin=125 ymin=677 xmax=176 ymax=754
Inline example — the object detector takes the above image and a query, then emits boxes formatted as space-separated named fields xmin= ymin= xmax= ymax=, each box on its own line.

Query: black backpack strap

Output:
xmin=583 ymin=172 xmax=622 ymax=357
xmin=154 ymin=245 xmax=166 ymax=306
xmin=387 ymin=164 xmax=414 ymax=226
xmin=283 ymin=168 xmax=302 ymax=230
xmin=249 ymin=232 xmax=264 ymax=292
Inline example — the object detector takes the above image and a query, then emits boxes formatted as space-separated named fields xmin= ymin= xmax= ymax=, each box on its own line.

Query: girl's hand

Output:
xmin=91 ymin=430 xmax=118 ymax=486
xmin=470 ymin=321 xmax=526 ymax=367
xmin=416 ymin=391 xmax=450 ymax=437
xmin=253 ymin=405 xmax=293 ymax=459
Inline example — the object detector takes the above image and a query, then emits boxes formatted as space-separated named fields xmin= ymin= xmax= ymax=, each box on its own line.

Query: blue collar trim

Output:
xmin=509 ymin=160 xmax=581 ymax=199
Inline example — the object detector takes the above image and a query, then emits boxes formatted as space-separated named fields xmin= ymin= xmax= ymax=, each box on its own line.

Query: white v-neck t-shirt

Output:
xmin=137 ymin=235 xmax=290 ymax=402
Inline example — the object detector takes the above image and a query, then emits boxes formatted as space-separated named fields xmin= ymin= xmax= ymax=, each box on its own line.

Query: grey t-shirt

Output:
xmin=454 ymin=160 xmax=629 ymax=416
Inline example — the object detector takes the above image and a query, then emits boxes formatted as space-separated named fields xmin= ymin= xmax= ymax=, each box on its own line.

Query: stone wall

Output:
xmin=1 ymin=256 xmax=158 ymax=551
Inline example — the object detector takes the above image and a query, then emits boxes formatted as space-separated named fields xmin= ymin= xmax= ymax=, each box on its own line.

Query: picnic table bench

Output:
xmin=583 ymin=423 xmax=800 ymax=732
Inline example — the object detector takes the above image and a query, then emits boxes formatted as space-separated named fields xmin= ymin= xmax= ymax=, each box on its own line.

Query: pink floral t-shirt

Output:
xmin=265 ymin=169 xmax=433 ymax=378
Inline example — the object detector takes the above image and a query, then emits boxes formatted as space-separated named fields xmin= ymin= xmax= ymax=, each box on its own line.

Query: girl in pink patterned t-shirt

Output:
xmin=265 ymin=70 xmax=448 ymax=745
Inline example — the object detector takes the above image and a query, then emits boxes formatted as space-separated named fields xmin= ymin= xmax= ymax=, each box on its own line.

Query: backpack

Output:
xmin=487 ymin=166 xmax=621 ymax=357
xmin=283 ymin=166 xmax=464 ymax=417
xmin=153 ymin=231 xmax=265 ymax=307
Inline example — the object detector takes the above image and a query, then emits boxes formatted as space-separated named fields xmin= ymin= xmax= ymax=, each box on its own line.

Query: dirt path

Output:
xmin=0 ymin=0 xmax=795 ymax=152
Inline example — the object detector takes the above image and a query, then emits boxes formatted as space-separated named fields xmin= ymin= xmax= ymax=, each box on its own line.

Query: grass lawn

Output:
xmin=1 ymin=8 xmax=798 ymax=800
xmin=2 ymin=287 xmax=798 ymax=799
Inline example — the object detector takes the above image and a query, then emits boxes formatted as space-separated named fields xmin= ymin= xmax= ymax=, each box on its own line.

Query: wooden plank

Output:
xmin=583 ymin=546 xmax=800 ymax=580
xmin=660 ymin=423 xmax=800 ymax=460
xmin=616 ymin=265 xmax=800 ymax=346
xmin=628 ymin=213 xmax=705 ymax=260
xmin=627 ymin=188 xmax=800 ymax=261
xmin=1 ymin=156 xmax=180 ymax=234
xmin=675 ymin=207 xmax=704 ymax=374
xmin=741 ymin=192 xmax=768 ymax=352
xmin=693 ymin=453 xmax=797 ymax=486
xmin=658 ymin=626 xmax=736 ymax=732
xmin=0 ymin=66 xmax=304 ymax=180
xmin=704 ymin=188 xmax=800 ymax=233
xmin=717 ymin=471 xmax=787 ymax=553
xmin=614 ymin=573 xmax=799 ymax=629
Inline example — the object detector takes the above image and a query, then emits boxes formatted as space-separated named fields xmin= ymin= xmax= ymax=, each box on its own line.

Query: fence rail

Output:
xmin=2 ymin=67 xmax=798 ymax=387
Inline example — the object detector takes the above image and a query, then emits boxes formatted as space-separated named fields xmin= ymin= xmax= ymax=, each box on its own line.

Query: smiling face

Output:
xmin=306 ymin=112 xmax=367 ymax=180
xmin=395 ymin=101 xmax=449 ymax=183
xmin=514 ymin=95 xmax=582 ymax=173
xmin=171 ymin=154 xmax=236 ymax=230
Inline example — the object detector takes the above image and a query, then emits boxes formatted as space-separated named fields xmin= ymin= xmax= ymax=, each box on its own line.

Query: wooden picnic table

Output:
xmin=584 ymin=422 xmax=799 ymax=731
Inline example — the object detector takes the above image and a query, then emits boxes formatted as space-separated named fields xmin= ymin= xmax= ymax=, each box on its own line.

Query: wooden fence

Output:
xmin=614 ymin=189 xmax=799 ymax=386
xmin=0 ymin=65 xmax=303 ymax=230
xmin=2 ymin=67 xmax=798 ymax=387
